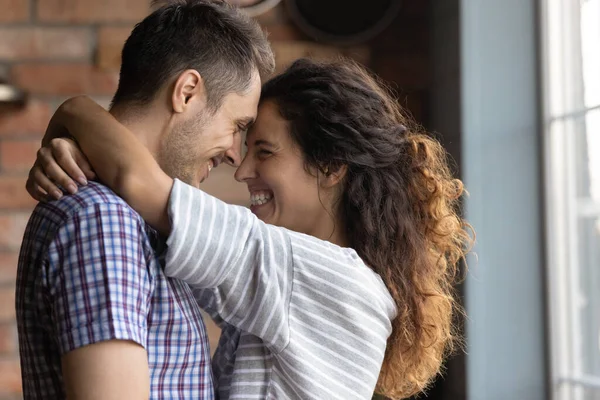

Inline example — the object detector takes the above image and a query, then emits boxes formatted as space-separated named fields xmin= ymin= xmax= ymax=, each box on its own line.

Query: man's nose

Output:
xmin=224 ymin=135 xmax=242 ymax=167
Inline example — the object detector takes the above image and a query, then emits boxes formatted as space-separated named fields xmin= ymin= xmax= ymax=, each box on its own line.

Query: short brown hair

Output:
xmin=112 ymin=0 xmax=274 ymax=110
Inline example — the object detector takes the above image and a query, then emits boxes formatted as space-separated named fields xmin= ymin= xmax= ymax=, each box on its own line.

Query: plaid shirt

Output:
xmin=16 ymin=182 xmax=214 ymax=399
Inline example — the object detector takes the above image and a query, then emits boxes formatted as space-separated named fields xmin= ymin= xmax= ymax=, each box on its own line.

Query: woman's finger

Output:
xmin=28 ymin=164 xmax=63 ymax=200
xmin=37 ymin=147 xmax=78 ymax=195
xmin=26 ymin=163 xmax=44 ymax=201
xmin=25 ymin=175 xmax=47 ymax=202
xmin=29 ymin=182 xmax=52 ymax=202
xmin=73 ymin=150 xmax=96 ymax=181
xmin=50 ymin=138 xmax=90 ymax=186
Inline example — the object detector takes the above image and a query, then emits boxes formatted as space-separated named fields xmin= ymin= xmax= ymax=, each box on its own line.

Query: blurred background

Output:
xmin=0 ymin=0 xmax=597 ymax=399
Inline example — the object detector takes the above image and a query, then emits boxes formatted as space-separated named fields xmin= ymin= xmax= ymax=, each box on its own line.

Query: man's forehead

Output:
xmin=223 ymin=87 xmax=260 ymax=118
xmin=220 ymin=96 xmax=256 ymax=123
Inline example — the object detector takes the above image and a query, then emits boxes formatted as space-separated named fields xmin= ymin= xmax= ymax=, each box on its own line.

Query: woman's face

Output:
xmin=234 ymin=101 xmax=332 ymax=236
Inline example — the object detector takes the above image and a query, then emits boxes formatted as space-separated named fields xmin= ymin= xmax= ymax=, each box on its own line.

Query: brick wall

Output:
xmin=0 ymin=1 xmax=428 ymax=397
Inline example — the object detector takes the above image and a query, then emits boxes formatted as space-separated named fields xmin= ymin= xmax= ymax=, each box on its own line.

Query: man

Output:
xmin=16 ymin=0 xmax=274 ymax=398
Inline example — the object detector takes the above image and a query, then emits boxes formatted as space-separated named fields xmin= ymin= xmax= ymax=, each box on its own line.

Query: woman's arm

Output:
xmin=165 ymin=179 xmax=294 ymax=354
xmin=39 ymin=96 xmax=173 ymax=233
xmin=33 ymin=98 xmax=297 ymax=352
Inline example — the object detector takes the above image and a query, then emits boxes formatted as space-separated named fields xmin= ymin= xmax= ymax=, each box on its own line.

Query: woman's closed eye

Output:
xmin=257 ymin=148 xmax=273 ymax=159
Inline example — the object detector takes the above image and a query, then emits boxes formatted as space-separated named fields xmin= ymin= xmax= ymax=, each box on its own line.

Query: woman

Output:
xmin=28 ymin=58 xmax=473 ymax=399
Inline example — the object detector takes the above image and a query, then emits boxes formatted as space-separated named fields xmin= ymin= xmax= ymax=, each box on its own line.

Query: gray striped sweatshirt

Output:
xmin=165 ymin=179 xmax=397 ymax=399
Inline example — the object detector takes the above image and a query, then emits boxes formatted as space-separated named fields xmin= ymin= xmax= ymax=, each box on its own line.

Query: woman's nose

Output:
xmin=234 ymin=153 xmax=256 ymax=182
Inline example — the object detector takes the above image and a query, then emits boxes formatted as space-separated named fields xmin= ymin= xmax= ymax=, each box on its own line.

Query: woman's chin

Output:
xmin=250 ymin=199 xmax=274 ymax=222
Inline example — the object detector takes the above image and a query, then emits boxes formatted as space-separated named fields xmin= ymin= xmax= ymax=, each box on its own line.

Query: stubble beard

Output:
xmin=157 ymin=110 xmax=209 ymax=187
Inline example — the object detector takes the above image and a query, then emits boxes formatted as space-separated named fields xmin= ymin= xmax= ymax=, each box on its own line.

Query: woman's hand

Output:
xmin=26 ymin=138 xmax=96 ymax=201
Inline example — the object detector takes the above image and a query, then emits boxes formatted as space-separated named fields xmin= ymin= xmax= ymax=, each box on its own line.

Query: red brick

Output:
xmin=0 ymin=325 xmax=17 ymax=355
xmin=97 ymin=27 xmax=133 ymax=70
xmin=38 ymin=0 xmax=149 ymax=23
xmin=11 ymin=63 xmax=119 ymax=96
xmin=0 ymin=288 xmax=15 ymax=322
xmin=0 ymin=252 xmax=18 ymax=285
xmin=0 ymin=177 xmax=36 ymax=209
xmin=0 ymin=140 xmax=40 ymax=173
xmin=0 ymin=358 xmax=21 ymax=395
xmin=0 ymin=0 xmax=29 ymax=23
xmin=0 ymin=28 xmax=91 ymax=61
xmin=0 ymin=213 xmax=30 ymax=250
xmin=0 ymin=101 xmax=50 ymax=137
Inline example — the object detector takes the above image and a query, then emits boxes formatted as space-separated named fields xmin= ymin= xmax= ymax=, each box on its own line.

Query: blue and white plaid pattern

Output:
xmin=16 ymin=182 xmax=214 ymax=399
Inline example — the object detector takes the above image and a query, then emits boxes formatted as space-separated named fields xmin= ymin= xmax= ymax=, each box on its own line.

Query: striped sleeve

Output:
xmin=164 ymin=179 xmax=293 ymax=353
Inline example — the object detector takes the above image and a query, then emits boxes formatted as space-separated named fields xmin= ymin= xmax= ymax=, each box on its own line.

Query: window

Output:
xmin=543 ymin=1 xmax=600 ymax=399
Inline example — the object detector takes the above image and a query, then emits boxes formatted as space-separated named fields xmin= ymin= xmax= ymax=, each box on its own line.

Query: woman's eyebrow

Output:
xmin=244 ymin=139 xmax=276 ymax=148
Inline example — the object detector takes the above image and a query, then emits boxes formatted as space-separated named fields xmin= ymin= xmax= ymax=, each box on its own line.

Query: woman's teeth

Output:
xmin=250 ymin=191 xmax=272 ymax=206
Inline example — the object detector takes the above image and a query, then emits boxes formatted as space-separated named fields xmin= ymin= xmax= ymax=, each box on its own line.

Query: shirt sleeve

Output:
xmin=46 ymin=202 xmax=154 ymax=355
xmin=164 ymin=179 xmax=293 ymax=354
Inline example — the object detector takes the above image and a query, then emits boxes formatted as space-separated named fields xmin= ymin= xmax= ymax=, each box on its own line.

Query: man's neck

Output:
xmin=109 ymin=103 xmax=166 ymax=158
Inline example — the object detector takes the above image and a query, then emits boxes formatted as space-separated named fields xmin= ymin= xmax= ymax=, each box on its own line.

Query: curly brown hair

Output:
xmin=261 ymin=58 xmax=474 ymax=399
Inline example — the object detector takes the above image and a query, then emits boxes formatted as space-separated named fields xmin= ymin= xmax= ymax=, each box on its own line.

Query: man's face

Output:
xmin=158 ymin=74 xmax=261 ymax=188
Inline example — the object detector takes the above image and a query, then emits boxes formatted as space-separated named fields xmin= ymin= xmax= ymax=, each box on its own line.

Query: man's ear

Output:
xmin=320 ymin=164 xmax=348 ymax=189
xmin=171 ymin=69 xmax=206 ymax=113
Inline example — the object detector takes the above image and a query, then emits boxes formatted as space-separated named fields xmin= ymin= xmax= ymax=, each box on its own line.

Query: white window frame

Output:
xmin=542 ymin=0 xmax=600 ymax=399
